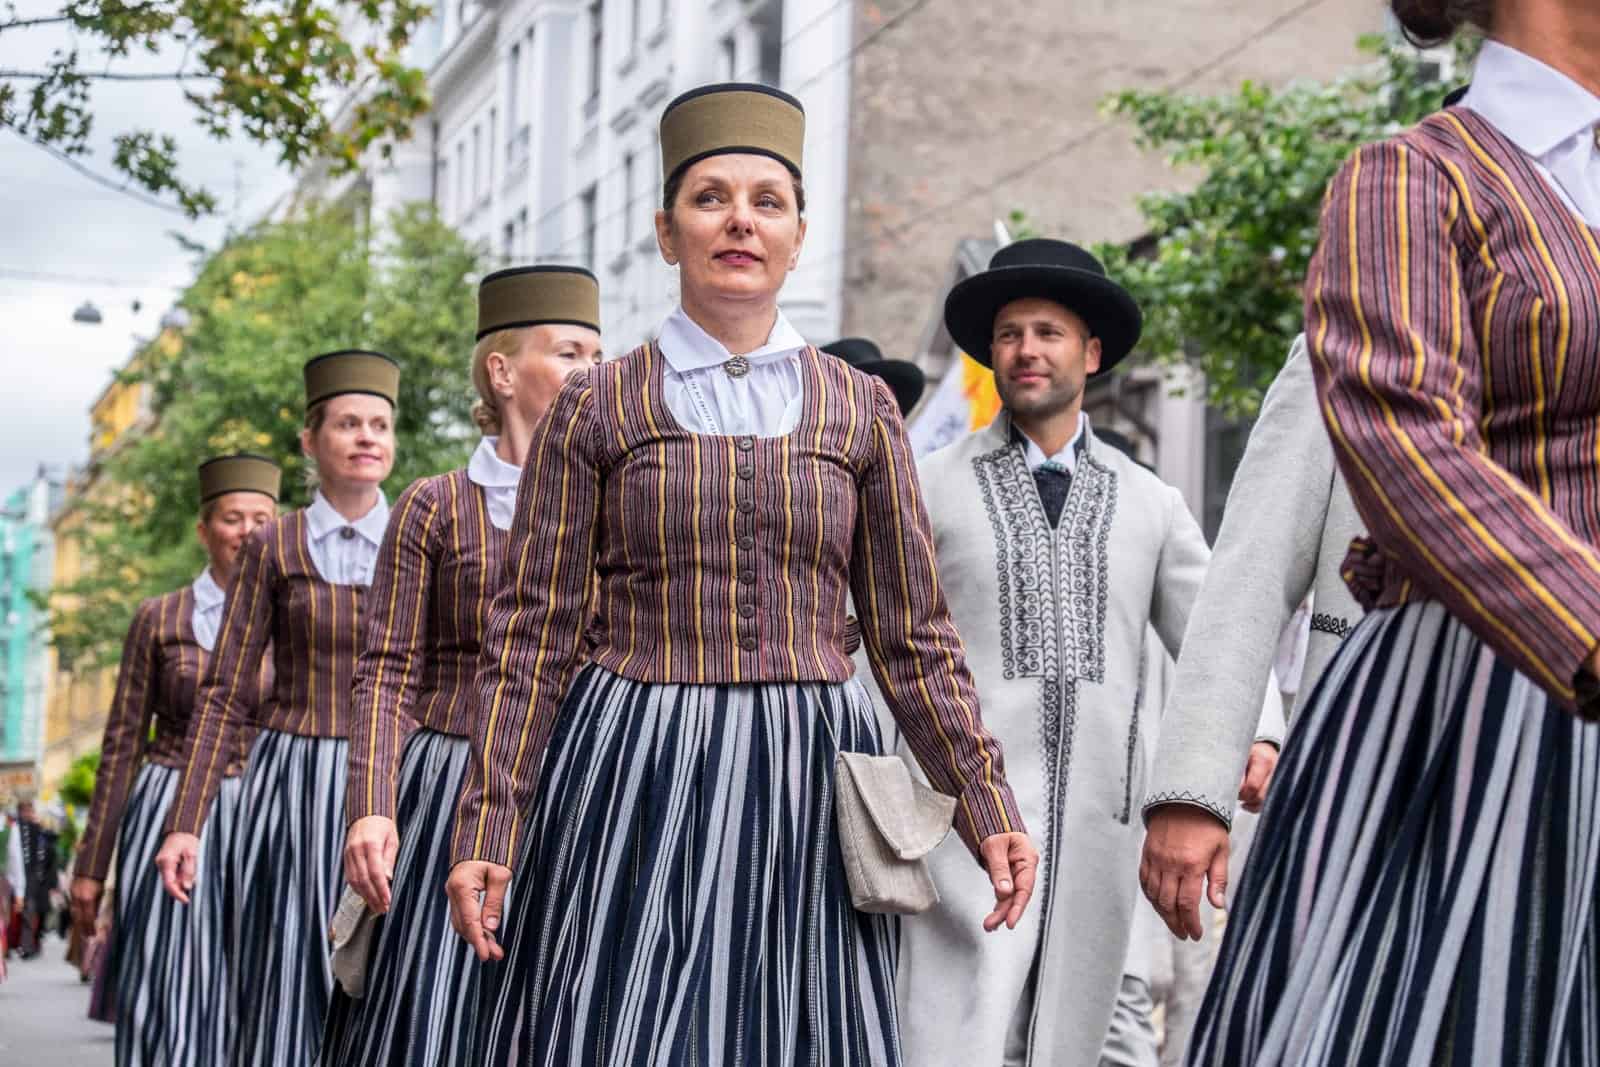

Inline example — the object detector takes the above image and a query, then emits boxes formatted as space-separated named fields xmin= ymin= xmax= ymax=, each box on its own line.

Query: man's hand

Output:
xmin=68 ymin=876 xmax=103 ymax=940
xmin=154 ymin=832 xmax=201 ymax=904
xmin=343 ymin=815 xmax=400 ymax=913
xmin=446 ymin=860 xmax=513 ymax=962
xmin=979 ymin=832 xmax=1039 ymax=932
xmin=1237 ymin=741 xmax=1280 ymax=813
xmin=1140 ymin=805 xmax=1229 ymax=940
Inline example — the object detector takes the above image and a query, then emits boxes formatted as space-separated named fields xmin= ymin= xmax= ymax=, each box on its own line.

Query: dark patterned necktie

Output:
xmin=1033 ymin=461 xmax=1071 ymax=528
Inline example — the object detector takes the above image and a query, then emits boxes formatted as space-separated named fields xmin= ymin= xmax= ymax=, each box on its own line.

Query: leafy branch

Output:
xmin=1080 ymin=35 xmax=1478 ymax=416
xmin=0 ymin=0 xmax=433 ymax=217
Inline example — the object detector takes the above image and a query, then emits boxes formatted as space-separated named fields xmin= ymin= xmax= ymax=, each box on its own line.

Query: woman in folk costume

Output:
xmin=319 ymin=267 xmax=602 ymax=1065
xmin=444 ymin=82 xmax=1038 ymax=1066
xmin=65 ymin=455 xmax=278 ymax=1066
xmin=155 ymin=352 xmax=399 ymax=1066
xmin=1190 ymin=1 xmax=1600 ymax=1063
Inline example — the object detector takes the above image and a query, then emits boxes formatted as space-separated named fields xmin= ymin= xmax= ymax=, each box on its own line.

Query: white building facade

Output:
xmin=415 ymin=0 xmax=854 ymax=351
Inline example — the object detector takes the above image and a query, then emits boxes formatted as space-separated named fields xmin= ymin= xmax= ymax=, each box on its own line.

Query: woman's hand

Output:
xmin=68 ymin=876 xmax=102 ymax=940
xmin=344 ymin=815 xmax=399 ymax=913
xmin=979 ymin=832 xmax=1039 ymax=932
xmin=154 ymin=832 xmax=201 ymax=904
xmin=1236 ymin=741 xmax=1280 ymax=814
xmin=446 ymin=860 xmax=513 ymax=962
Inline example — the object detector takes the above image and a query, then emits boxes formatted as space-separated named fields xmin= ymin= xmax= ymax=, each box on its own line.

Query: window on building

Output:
xmin=517 ymin=207 xmax=529 ymax=256
xmin=580 ymin=184 xmax=598 ymax=270
xmin=755 ymin=1 xmax=782 ymax=86
xmin=630 ymin=0 xmax=642 ymax=46
xmin=488 ymin=107 xmax=497 ymax=191
xmin=455 ymin=141 xmax=466 ymax=217
xmin=502 ymin=221 xmax=515 ymax=261
xmin=587 ymin=1 xmax=604 ymax=108
xmin=507 ymin=43 xmax=521 ymax=136
xmin=436 ymin=158 xmax=449 ymax=216
xmin=471 ymin=123 xmax=482 ymax=203
xmin=720 ymin=35 xmax=737 ymax=80
xmin=622 ymin=152 xmax=635 ymax=244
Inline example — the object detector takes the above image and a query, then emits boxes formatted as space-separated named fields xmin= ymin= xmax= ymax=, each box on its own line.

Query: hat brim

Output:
xmin=856 ymin=359 xmax=926 ymax=417
xmin=943 ymin=265 xmax=1142 ymax=373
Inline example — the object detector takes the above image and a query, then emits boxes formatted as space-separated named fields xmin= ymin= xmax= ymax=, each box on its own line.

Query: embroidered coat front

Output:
xmin=893 ymin=415 xmax=1211 ymax=1067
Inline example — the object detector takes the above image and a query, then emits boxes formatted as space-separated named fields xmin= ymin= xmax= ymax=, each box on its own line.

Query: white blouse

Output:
xmin=304 ymin=490 xmax=389 ymax=587
xmin=467 ymin=436 xmax=522 ymax=532
xmin=191 ymin=568 xmax=226 ymax=652
xmin=1463 ymin=40 xmax=1600 ymax=227
xmin=1019 ymin=413 xmax=1087 ymax=474
xmin=655 ymin=305 xmax=808 ymax=437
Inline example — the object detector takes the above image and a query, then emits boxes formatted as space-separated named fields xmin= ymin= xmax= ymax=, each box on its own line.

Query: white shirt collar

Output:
xmin=306 ymin=489 xmax=390 ymax=546
xmin=1020 ymin=412 xmax=1087 ymax=474
xmin=1463 ymin=40 xmax=1600 ymax=159
xmin=192 ymin=568 xmax=225 ymax=610
xmin=467 ymin=436 xmax=522 ymax=489
xmin=656 ymin=305 xmax=807 ymax=374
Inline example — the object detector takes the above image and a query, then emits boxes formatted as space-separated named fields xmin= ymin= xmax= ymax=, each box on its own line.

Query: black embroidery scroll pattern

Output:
xmin=972 ymin=445 xmax=1117 ymax=885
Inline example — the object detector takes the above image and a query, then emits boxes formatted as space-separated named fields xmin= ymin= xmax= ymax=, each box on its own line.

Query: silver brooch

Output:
xmin=723 ymin=354 xmax=751 ymax=379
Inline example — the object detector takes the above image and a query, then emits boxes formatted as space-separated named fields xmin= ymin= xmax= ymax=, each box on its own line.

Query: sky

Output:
xmin=0 ymin=2 xmax=294 ymax=501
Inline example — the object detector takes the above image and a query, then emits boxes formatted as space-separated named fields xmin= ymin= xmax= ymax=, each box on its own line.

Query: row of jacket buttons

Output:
xmin=735 ymin=435 xmax=758 ymax=652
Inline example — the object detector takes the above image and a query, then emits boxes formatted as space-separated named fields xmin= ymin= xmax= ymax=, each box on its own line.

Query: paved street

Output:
xmin=0 ymin=938 xmax=114 ymax=1066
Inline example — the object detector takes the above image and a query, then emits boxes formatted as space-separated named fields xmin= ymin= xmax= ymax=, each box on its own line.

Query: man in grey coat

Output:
xmin=894 ymin=239 xmax=1281 ymax=1067
xmin=1139 ymin=333 xmax=1366 ymax=944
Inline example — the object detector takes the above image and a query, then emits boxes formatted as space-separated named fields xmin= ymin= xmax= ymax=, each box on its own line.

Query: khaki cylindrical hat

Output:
xmin=303 ymin=350 xmax=401 ymax=410
xmin=659 ymin=82 xmax=805 ymax=187
xmin=197 ymin=453 xmax=282 ymax=504
xmin=476 ymin=266 xmax=601 ymax=340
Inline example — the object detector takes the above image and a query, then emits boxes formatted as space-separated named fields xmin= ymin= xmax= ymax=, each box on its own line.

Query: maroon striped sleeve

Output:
xmin=851 ymin=380 xmax=1023 ymax=857
xmin=1308 ymin=138 xmax=1600 ymax=708
xmin=75 ymin=597 xmax=162 ymax=879
xmin=346 ymin=477 xmax=437 ymax=822
xmin=452 ymin=375 xmax=603 ymax=868
xmin=166 ymin=525 xmax=278 ymax=834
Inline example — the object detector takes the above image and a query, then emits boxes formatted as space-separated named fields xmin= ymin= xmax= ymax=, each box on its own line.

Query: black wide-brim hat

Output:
xmin=821 ymin=337 xmax=926 ymax=417
xmin=943 ymin=238 xmax=1142 ymax=374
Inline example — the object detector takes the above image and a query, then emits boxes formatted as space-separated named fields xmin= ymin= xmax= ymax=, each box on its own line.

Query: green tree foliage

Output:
xmin=1093 ymin=36 xmax=1477 ymax=416
xmin=57 ymin=747 xmax=99 ymax=809
xmin=50 ymin=204 xmax=487 ymax=666
xmin=0 ymin=0 xmax=431 ymax=216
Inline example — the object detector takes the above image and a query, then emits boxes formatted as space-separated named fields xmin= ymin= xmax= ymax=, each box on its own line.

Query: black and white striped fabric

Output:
xmin=111 ymin=763 xmax=240 ymax=1066
xmin=229 ymin=728 xmax=348 ymax=1066
xmin=474 ymin=664 xmax=902 ymax=1066
xmin=320 ymin=728 xmax=479 ymax=1065
xmin=1189 ymin=601 xmax=1600 ymax=1065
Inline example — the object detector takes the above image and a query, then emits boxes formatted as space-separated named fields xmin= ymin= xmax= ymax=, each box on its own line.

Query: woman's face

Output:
xmin=196 ymin=491 xmax=276 ymax=575
xmin=655 ymin=153 xmax=807 ymax=308
xmin=301 ymin=393 xmax=396 ymax=489
xmin=487 ymin=324 xmax=603 ymax=428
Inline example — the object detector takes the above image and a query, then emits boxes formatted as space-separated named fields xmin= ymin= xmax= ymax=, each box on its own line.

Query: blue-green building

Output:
xmin=0 ymin=473 xmax=57 ymax=797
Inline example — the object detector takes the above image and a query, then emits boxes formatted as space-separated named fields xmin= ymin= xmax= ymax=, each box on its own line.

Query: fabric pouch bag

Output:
xmin=328 ymin=886 xmax=379 ymax=998
xmin=833 ymin=749 xmax=957 ymax=914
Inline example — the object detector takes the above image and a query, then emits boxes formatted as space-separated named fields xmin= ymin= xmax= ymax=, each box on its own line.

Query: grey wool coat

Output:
xmin=890 ymin=413 xmax=1275 ymax=1067
xmin=1144 ymin=335 xmax=1366 ymax=829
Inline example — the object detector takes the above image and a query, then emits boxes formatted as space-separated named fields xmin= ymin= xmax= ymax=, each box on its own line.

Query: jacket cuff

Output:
xmin=1141 ymin=791 xmax=1233 ymax=831
xmin=954 ymin=780 xmax=1026 ymax=860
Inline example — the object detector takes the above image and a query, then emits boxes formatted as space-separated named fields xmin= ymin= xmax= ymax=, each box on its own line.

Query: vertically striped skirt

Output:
xmin=111 ymin=762 xmax=240 ymax=1066
xmin=320 ymin=727 xmax=479 ymax=1064
xmin=474 ymin=664 xmax=902 ymax=1067
xmin=1189 ymin=601 xmax=1600 ymax=1066
xmin=229 ymin=728 xmax=348 ymax=1067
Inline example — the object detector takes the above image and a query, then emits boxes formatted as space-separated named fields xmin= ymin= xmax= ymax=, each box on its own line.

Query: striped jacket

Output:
xmin=347 ymin=469 xmax=506 ymax=822
xmin=1308 ymin=108 xmax=1600 ymax=710
xmin=452 ymin=343 xmax=1023 ymax=867
xmin=75 ymin=587 xmax=256 ymax=879
xmin=168 ymin=511 xmax=367 ymax=834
